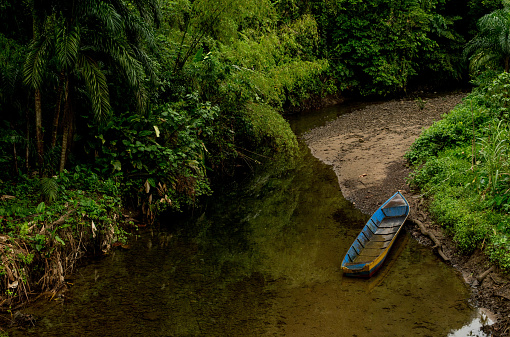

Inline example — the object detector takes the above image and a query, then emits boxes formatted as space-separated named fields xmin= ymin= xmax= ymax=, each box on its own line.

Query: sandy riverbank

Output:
xmin=303 ymin=92 xmax=510 ymax=336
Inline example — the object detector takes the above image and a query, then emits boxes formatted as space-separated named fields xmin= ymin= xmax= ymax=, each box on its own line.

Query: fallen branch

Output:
xmin=408 ymin=217 xmax=450 ymax=262
xmin=476 ymin=266 xmax=495 ymax=284
xmin=51 ymin=209 xmax=75 ymax=227
xmin=39 ymin=208 xmax=75 ymax=235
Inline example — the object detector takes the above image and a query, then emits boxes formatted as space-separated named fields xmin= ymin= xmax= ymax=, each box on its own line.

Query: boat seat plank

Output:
xmin=374 ymin=226 xmax=400 ymax=236
xmin=369 ymin=234 xmax=394 ymax=242
xmin=377 ymin=216 xmax=407 ymax=228
xmin=346 ymin=258 xmax=377 ymax=265
xmin=349 ymin=238 xmax=392 ymax=264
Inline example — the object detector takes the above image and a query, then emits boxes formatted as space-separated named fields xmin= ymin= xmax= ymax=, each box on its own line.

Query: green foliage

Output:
xmin=408 ymin=150 xmax=474 ymax=192
xmin=407 ymin=71 xmax=510 ymax=269
xmin=40 ymin=177 xmax=58 ymax=203
xmin=26 ymin=0 xmax=159 ymax=116
xmin=482 ymin=71 xmax=510 ymax=118
xmin=427 ymin=187 xmax=489 ymax=253
xmin=452 ymin=214 xmax=490 ymax=253
xmin=155 ymin=3 xmax=326 ymax=176
xmin=279 ymin=14 xmax=320 ymax=61
xmin=85 ymin=93 xmax=217 ymax=214
xmin=4 ymin=0 xmax=510 ymax=300
xmin=160 ymin=0 xmax=275 ymax=72
xmin=468 ymin=0 xmax=505 ymax=26
xmin=220 ymin=15 xmax=329 ymax=114
xmin=268 ymin=59 xmax=329 ymax=109
xmin=0 ymin=166 xmax=126 ymax=300
xmin=405 ymin=95 xmax=490 ymax=164
xmin=316 ymin=0 xmax=464 ymax=95
xmin=488 ymin=232 xmax=510 ymax=269
xmin=464 ymin=5 xmax=510 ymax=73
xmin=476 ymin=121 xmax=510 ymax=195
xmin=0 ymin=33 xmax=29 ymax=177
xmin=243 ymin=103 xmax=298 ymax=161
xmin=0 ymin=168 xmax=123 ymax=241
xmin=0 ymin=33 xmax=26 ymax=102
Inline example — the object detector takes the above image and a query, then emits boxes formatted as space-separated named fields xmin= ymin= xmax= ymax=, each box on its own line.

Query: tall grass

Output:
xmin=476 ymin=121 xmax=510 ymax=197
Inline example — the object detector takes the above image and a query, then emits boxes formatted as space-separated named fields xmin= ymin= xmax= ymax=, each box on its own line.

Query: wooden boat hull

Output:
xmin=341 ymin=191 xmax=410 ymax=278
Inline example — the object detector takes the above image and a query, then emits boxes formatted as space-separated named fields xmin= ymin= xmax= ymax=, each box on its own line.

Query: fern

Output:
xmin=40 ymin=177 xmax=58 ymax=203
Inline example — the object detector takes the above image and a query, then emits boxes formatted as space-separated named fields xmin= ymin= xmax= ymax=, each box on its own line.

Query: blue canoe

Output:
xmin=341 ymin=191 xmax=410 ymax=278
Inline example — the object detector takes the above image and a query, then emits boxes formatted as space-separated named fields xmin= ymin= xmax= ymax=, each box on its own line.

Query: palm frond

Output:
xmin=469 ymin=50 xmax=501 ymax=73
xmin=123 ymin=13 xmax=156 ymax=48
xmin=464 ymin=8 xmax=510 ymax=72
xmin=82 ymin=1 xmax=124 ymax=36
xmin=56 ymin=22 xmax=80 ymax=71
xmin=23 ymin=33 xmax=52 ymax=89
xmin=77 ymin=54 xmax=111 ymax=121
xmin=132 ymin=48 xmax=159 ymax=84
xmin=79 ymin=1 xmax=155 ymax=112
xmin=91 ymin=30 xmax=148 ymax=112
xmin=132 ymin=0 xmax=161 ymax=24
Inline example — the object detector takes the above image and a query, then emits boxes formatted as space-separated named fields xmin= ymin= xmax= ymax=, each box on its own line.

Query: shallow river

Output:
xmin=10 ymin=102 xmax=490 ymax=336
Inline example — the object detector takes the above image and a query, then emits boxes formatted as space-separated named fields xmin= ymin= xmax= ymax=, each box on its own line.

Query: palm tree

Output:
xmin=23 ymin=0 xmax=160 ymax=173
xmin=464 ymin=7 xmax=510 ymax=73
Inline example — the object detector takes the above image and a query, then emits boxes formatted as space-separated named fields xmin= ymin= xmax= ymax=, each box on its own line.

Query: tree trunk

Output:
xmin=13 ymin=142 xmax=18 ymax=175
xmin=59 ymin=124 xmax=68 ymax=173
xmin=25 ymin=107 xmax=30 ymax=173
xmin=35 ymin=88 xmax=44 ymax=175
xmin=506 ymin=56 xmax=509 ymax=73
xmin=59 ymin=82 xmax=71 ymax=173
xmin=51 ymin=73 xmax=65 ymax=148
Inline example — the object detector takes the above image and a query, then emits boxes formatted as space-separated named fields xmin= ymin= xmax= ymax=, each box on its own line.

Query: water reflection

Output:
xmin=6 ymin=101 xmax=483 ymax=336
xmin=448 ymin=309 xmax=494 ymax=337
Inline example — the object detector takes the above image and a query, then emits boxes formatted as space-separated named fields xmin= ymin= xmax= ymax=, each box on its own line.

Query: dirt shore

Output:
xmin=303 ymin=92 xmax=510 ymax=336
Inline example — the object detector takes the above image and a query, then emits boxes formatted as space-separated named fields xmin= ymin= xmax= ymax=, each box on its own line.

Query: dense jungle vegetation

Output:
xmin=0 ymin=0 xmax=508 ymax=309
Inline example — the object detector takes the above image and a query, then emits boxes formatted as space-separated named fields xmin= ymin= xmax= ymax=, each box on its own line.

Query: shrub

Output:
xmin=488 ymin=234 xmax=510 ymax=270
xmin=0 ymin=168 xmax=125 ymax=305
xmin=84 ymin=93 xmax=217 ymax=219
xmin=408 ymin=152 xmax=473 ymax=193
xmin=405 ymin=99 xmax=490 ymax=165
xmin=243 ymin=103 xmax=299 ymax=161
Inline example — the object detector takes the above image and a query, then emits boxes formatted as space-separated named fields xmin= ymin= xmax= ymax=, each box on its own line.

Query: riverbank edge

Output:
xmin=0 ymin=187 xmax=140 ymax=327
xmin=303 ymin=92 xmax=510 ymax=336
xmin=0 ymin=90 xmax=347 ymax=334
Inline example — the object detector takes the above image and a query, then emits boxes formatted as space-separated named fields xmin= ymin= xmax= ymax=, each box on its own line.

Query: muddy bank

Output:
xmin=303 ymin=92 xmax=510 ymax=336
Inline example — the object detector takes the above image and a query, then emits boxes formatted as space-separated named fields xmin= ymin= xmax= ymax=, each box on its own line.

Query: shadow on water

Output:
xmin=7 ymin=102 xmax=490 ymax=336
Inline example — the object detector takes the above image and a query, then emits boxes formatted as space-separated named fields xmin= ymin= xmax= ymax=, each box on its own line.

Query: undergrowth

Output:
xmin=406 ymin=71 xmax=510 ymax=271
xmin=0 ymin=167 xmax=130 ymax=309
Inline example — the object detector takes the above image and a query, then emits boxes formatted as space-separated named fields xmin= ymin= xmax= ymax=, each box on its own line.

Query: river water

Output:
xmin=8 ymin=102 xmax=490 ymax=336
